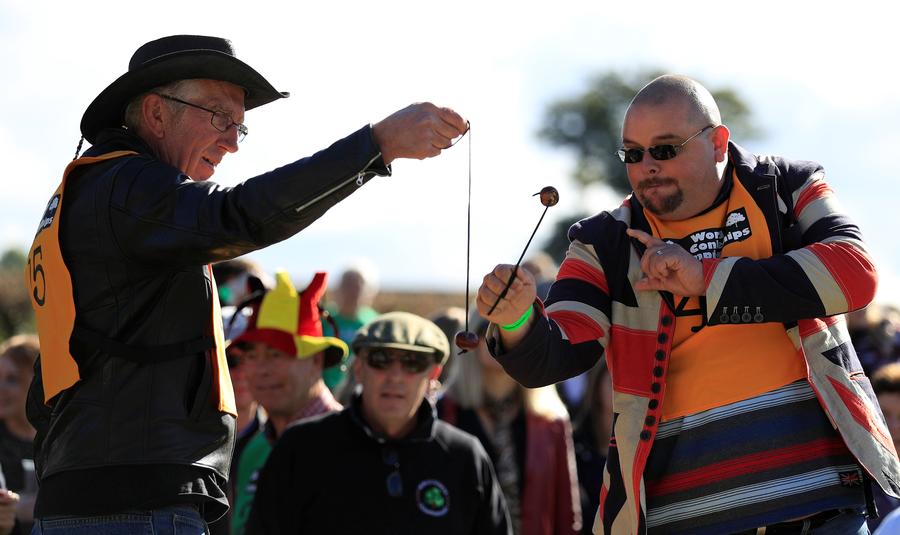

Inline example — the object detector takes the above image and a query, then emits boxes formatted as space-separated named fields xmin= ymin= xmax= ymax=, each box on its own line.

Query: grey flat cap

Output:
xmin=352 ymin=312 xmax=450 ymax=365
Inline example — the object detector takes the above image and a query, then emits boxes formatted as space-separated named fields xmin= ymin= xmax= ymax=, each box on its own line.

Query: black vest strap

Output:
xmin=71 ymin=326 xmax=216 ymax=365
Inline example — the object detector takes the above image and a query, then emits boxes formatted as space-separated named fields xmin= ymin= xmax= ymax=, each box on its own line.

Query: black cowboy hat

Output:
xmin=80 ymin=35 xmax=289 ymax=144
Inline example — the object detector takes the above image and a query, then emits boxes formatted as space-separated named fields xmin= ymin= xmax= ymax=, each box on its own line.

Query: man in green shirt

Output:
xmin=230 ymin=270 xmax=347 ymax=535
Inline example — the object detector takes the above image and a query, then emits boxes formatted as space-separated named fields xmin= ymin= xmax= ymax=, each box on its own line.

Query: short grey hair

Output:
xmin=123 ymin=79 xmax=196 ymax=131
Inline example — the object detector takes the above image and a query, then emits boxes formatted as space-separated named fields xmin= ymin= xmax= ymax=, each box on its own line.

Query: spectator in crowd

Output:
xmin=438 ymin=318 xmax=581 ymax=535
xmin=229 ymin=270 xmax=346 ymax=535
xmin=429 ymin=306 xmax=467 ymax=388
xmin=521 ymin=252 xmax=558 ymax=301
xmin=226 ymin=332 xmax=266 ymax=450
xmin=523 ymin=253 xmax=587 ymax=414
xmin=0 ymin=469 xmax=19 ymax=535
xmin=246 ymin=312 xmax=511 ymax=534
xmin=213 ymin=258 xmax=272 ymax=307
xmin=208 ymin=293 xmax=268 ymax=535
xmin=848 ymin=304 xmax=900 ymax=375
xmin=25 ymin=33 xmax=465 ymax=534
xmin=475 ymin=74 xmax=897 ymax=533
xmin=571 ymin=361 xmax=613 ymax=534
xmin=0 ymin=335 xmax=37 ymax=533
xmin=870 ymin=363 xmax=900 ymax=530
xmin=322 ymin=261 xmax=381 ymax=392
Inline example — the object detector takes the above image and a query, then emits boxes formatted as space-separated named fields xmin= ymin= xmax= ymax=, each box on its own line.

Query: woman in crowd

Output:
xmin=571 ymin=361 xmax=613 ymax=534
xmin=0 ymin=335 xmax=38 ymax=534
xmin=438 ymin=319 xmax=581 ymax=535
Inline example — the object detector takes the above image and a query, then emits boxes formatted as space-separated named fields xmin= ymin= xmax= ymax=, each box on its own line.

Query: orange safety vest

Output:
xmin=25 ymin=151 xmax=236 ymax=416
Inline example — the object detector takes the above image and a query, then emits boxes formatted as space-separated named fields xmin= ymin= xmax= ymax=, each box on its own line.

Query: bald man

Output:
xmin=476 ymin=75 xmax=899 ymax=534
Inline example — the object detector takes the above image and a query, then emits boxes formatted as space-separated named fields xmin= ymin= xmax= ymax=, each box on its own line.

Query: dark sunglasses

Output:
xmin=616 ymin=125 xmax=715 ymax=164
xmin=363 ymin=349 xmax=433 ymax=374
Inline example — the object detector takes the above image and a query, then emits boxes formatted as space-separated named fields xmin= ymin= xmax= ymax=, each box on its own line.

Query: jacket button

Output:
xmin=661 ymin=316 xmax=672 ymax=326
xmin=640 ymin=430 xmax=651 ymax=441
xmin=653 ymin=366 xmax=664 ymax=377
xmin=648 ymin=399 xmax=659 ymax=409
xmin=645 ymin=415 xmax=656 ymax=426
xmin=655 ymin=350 xmax=665 ymax=361
xmin=657 ymin=333 xmax=668 ymax=344
xmin=651 ymin=383 xmax=661 ymax=393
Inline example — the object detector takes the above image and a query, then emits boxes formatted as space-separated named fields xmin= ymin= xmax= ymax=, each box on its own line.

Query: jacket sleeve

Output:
xmin=489 ymin=213 xmax=620 ymax=388
xmin=107 ymin=125 xmax=389 ymax=266
xmin=703 ymin=162 xmax=877 ymax=325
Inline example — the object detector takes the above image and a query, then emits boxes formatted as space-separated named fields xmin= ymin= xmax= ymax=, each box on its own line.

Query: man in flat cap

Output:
xmin=246 ymin=312 xmax=512 ymax=535
xmin=23 ymin=35 xmax=466 ymax=533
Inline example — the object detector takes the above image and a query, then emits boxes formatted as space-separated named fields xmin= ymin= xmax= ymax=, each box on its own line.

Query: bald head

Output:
xmin=628 ymin=75 xmax=721 ymax=129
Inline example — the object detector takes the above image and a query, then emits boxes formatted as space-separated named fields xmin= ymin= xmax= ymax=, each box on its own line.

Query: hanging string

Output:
xmin=464 ymin=123 xmax=472 ymax=337
xmin=443 ymin=122 xmax=478 ymax=353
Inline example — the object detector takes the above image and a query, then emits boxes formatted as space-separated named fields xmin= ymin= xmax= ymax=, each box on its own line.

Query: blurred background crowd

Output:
xmin=2 ymin=246 xmax=898 ymax=533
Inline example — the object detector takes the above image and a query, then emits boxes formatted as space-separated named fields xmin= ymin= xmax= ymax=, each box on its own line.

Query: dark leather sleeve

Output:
xmin=107 ymin=125 xmax=389 ymax=266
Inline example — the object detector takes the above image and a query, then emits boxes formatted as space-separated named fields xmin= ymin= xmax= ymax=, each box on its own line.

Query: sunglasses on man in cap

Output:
xmin=362 ymin=349 xmax=434 ymax=374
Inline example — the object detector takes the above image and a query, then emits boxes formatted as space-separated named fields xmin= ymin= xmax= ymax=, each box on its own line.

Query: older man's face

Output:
xmin=158 ymin=79 xmax=245 ymax=181
xmin=354 ymin=348 xmax=439 ymax=437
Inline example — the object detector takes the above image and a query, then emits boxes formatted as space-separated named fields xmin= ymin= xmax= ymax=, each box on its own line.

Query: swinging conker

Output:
xmin=538 ymin=186 xmax=559 ymax=207
xmin=455 ymin=330 xmax=480 ymax=351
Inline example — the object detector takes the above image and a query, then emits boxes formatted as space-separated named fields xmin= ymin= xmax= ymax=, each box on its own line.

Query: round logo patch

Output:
xmin=416 ymin=479 xmax=450 ymax=517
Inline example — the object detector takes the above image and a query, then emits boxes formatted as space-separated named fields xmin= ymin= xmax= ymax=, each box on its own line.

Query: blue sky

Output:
xmin=1 ymin=0 xmax=898 ymax=305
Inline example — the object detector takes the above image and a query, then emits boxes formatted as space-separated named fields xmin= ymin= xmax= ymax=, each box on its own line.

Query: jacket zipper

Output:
xmin=293 ymin=152 xmax=383 ymax=213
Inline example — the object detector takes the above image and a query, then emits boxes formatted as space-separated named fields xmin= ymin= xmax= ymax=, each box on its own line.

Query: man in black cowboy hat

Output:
xmin=23 ymin=34 xmax=466 ymax=534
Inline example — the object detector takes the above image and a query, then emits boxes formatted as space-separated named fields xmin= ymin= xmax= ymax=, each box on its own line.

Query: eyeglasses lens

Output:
xmin=649 ymin=145 xmax=678 ymax=160
xmin=211 ymin=112 xmax=247 ymax=143
xmin=619 ymin=145 xmax=678 ymax=164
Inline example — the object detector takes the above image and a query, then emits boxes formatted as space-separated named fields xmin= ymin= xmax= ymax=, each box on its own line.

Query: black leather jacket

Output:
xmin=26 ymin=125 xmax=389 ymax=498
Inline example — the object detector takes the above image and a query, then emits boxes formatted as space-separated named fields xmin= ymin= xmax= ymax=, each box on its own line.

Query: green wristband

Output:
xmin=501 ymin=305 xmax=534 ymax=331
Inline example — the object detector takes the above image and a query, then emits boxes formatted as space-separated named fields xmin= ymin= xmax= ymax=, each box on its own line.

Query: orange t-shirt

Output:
xmin=645 ymin=173 xmax=806 ymax=420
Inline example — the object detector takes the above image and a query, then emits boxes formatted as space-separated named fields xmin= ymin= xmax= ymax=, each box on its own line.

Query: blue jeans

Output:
xmin=807 ymin=508 xmax=870 ymax=534
xmin=31 ymin=505 xmax=207 ymax=535
xmin=811 ymin=508 xmax=870 ymax=534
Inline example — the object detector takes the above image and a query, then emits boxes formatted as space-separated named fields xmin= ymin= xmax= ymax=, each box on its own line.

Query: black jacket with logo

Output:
xmin=26 ymin=126 xmax=389 ymax=521
xmin=246 ymin=395 xmax=512 ymax=535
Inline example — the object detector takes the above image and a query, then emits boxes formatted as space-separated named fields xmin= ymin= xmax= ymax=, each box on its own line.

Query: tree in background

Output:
xmin=537 ymin=69 xmax=762 ymax=261
xmin=0 ymin=247 xmax=33 ymax=341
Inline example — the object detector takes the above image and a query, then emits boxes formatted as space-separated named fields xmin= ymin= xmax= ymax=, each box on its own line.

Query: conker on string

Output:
xmin=537 ymin=186 xmax=559 ymax=207
xmin=455 ymin=330 xmax=480 ymax=350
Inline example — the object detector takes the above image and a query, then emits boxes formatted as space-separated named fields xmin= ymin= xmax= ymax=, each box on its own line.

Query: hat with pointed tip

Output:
xmin=233 ymin=270 xmax=347 ymax=368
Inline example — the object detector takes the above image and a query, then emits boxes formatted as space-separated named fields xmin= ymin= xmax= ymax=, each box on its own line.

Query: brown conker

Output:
xmin=454 ymin=330 xmax=480 ymax=350
xmin=538 ymin=186 xmax=559 ymax=207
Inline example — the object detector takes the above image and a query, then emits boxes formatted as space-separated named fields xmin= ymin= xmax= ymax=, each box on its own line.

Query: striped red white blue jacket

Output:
xmin=489 ymin=142 xmax=900 ymax=534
